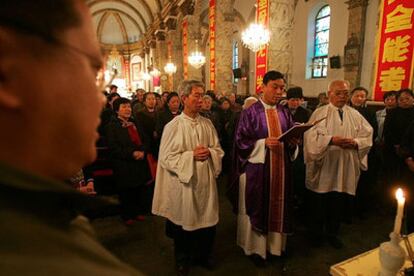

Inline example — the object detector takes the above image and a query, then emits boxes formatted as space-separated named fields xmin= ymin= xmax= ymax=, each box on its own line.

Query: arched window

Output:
xmin=312 ymin=5 xmax=330 ymax=78
xmin=232 ymin=41 xmax=239 ymax=83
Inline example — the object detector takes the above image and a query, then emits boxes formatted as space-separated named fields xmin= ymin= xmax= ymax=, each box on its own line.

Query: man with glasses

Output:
xmin=0 ymin=1 xmax=142 ymax=274
xmin=304 ymin=80 xmax=373 ymax=249
xmin=232 ymin=70 xmax=300 ymax=266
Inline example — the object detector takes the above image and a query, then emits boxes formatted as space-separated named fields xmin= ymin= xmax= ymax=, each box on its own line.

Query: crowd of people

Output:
xmin=1 ymin=1 xmax=414 ymax=275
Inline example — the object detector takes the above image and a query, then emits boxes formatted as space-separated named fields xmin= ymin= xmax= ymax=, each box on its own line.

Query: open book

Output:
xmin=277 ymin=116 xmax=327 ymax=141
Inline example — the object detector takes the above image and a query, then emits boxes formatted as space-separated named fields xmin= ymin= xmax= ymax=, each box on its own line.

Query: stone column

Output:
xmin=215 ymin=0 xmax=234 ymax=94
xmin=155 ymin=38 xmax=168 ymax=91
xmin=168 ymin=29 xmax=183 ymax=91
xmin=343 ymin=0 xmax=369 ymax=88
xmin=267 ymin=0 xmax=295 ymax=84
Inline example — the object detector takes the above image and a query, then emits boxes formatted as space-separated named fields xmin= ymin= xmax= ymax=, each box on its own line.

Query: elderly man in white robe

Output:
xmin=304 ymin=80 xmax=373 ymax=249
xmin=152 ymin=80 xmax=224 ymax=275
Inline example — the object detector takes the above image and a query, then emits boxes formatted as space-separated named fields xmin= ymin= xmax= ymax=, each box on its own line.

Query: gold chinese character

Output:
xmin=256 ymin=75 xmax=263 ymax=87
xmin=257 ymin=49 xmax=266 ymax=58
xmin=385 ymin=4 xmax=413 ymax=33
xmin=379 ymin=67 xmax=406 ymax=91
xmin=382 ymin=35 xmax=410 ymax=62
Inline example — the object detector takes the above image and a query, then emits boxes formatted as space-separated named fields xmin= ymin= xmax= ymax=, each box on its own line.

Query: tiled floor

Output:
xmin=92 ymin=177 xmax=395 ymax=275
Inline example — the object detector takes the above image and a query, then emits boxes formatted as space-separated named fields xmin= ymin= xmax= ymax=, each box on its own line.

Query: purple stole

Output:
xmin=265 ymin=109 xmax=286 ymax=233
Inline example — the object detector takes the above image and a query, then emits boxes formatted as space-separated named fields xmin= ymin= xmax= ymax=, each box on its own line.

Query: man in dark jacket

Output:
xmin=0 ymin=1 xmax=143 ymax=275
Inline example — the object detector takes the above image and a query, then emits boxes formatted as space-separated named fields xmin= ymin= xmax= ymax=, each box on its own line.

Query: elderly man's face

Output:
xmin=183 ymin=86 xmax=204 ymax=114
xmin=328 ymin=81 xmax=350 ymax=108
xmin=1 ymin=1 xmax=104 ymax=177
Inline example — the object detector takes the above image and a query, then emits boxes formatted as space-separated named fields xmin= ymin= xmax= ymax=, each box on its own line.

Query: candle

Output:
xmin=393 ymin=188 xmax=405 ymax=235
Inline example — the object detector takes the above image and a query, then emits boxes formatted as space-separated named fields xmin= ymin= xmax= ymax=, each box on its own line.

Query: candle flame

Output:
xmin=396 ymin=188 xmax=405 ymax=200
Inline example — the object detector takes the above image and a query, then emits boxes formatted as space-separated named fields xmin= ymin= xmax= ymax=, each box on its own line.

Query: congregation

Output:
xmin=1 ymin=1 xmax=414 ymax=276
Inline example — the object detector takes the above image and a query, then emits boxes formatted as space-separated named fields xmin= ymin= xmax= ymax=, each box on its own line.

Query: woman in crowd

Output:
xmin=383 ymin=89 xmax=414 ymax=184
xmin=106 ymin=98 xmax=152 ymax=225
xmin=135 ymin=92 xmax=159 ymax=156
xmin=156 ymin=92 xmax=181 ymax=139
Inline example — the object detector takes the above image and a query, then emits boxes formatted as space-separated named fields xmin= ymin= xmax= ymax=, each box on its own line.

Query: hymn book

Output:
xmin=277 ymin=116 xmax=327 ymax=141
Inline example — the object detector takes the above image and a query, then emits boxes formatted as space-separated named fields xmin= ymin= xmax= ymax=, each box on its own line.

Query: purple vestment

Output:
xmin=233 ymin=101 xmax=295 ymax=234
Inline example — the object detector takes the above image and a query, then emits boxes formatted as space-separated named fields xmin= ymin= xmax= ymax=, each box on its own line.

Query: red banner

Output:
xmin=209 ymin=0 xmax=216 ymax=90
xmin=182 ymin=19 xmax=189 ymax=80
xmin=373 ymin=0 xmax=414 ymax=101
xmin=124 ymin=59 xmax=130 ymax=89
xmin=255 ymin=0 xmax=269 ymax=94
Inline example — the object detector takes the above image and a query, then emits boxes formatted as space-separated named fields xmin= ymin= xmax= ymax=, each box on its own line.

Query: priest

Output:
xmin=233 ymin=70 xmax=299 ymax=265
xmin=152 ymin=80 xmax=224 ymax=275
xmin=304 ymin=80 xmax=373 ymax=249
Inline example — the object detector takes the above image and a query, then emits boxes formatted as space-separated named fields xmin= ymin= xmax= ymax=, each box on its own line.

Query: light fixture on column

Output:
xmin=188 ymin=40 xmax=206 ymax=69
xmin=241 ymin=23 xmax=270 ymax=52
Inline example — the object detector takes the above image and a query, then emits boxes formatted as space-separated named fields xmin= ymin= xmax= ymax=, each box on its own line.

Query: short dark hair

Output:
xmin=112 ymin=97 xmax=131 ymax=112
xmin=143 ymin=92 xmax=155 ymax=102
xmin=0 ymin=0 xmax=82 ymax=44
xmin=110 ymin=84 xmax=118 ymax=90
xmin=398 ymin=88 xmax=414 ymax=98
xmin=219 ymin=97 xmax=231 ymax=105
xmin=166 ymin=92 xmax=179 ymax=104
xmin=263 ymin=71 xmax=284 ymax=85
xmin=351 ymin=86 xmax=368 ymax=96
xmin=383 ymin=90 xmax=398 ymax=101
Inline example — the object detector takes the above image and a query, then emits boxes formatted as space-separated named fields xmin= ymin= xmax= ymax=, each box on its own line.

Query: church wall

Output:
xmin=291 ymin=0 xmax=349 ymax=97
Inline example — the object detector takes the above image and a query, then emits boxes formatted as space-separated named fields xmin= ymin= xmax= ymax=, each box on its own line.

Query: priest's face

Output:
xmin=328 ymin=81 xmax=350 ymax=108
xmin=261 ymin=78 xmax=285 ymax=106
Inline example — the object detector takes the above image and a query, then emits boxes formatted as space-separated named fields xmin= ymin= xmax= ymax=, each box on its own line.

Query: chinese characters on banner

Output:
xmin=209 ymin=0 xmax=216 ymax=90
xmin=124 ymin=59 xmax=130 ymax=89
xmin=373 ymin=0 xmax=414 ymax=101
xmin=183 ymin=19 xmax=189 ymax=80
xmin=255 ymin=0 xmax=269 ymax=94
xmin=167 ymin=40 xmax=173 ymax=90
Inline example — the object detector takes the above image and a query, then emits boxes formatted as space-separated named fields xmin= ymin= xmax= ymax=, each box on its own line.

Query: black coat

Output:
xmin=155 ymin=109 xmax=180 ymax=139
xmin=106 ymin=117 xmax=152 ymax=189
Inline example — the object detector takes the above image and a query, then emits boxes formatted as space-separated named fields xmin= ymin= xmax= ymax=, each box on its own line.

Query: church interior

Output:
xmin=79 ymin=0 xmax=414 ymax=275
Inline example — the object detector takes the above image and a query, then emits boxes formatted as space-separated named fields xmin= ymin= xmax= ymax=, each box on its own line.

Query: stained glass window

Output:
xmin=312 ymin=5 xmax=330 ymax=78
xmin=233 ymin=42 xmax=239 ymax=83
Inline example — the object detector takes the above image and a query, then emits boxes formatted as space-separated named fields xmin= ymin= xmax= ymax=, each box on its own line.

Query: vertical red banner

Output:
xmin=373 ymin=0 xmax=414 ymax=101
xmin=255 ymin=0 xmax=269 ymax=94
xmin=209 ymin=0 xmax=216 ymax=91
xmin=124 ymin=59 xmax=130 ymax=90
xmin=182 ymin=19 xmax=189 ymax=80
xmin=167 ymin=40 xmax=173 ymax=90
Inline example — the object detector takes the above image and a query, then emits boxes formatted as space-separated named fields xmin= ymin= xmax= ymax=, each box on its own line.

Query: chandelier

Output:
xmin=164 ymin=62 xmax=177 ymax=74
xmin=241 ymin=23 xmax=270 ymax=52
xmin=188 ymin=40 xmax=206 ymax=69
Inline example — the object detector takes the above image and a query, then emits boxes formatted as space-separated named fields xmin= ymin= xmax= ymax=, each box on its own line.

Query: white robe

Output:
xmin=304 ymin=103 xmax=373 ymax=195
xmin=151 ymin=113 xmax=224 ymax=231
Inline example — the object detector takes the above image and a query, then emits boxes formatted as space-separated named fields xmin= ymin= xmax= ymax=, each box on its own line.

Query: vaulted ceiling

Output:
xmin=86 ymin=0 xmax=164 ymax=45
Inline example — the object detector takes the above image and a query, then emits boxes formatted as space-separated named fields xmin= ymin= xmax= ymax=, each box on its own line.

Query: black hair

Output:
xmin=219 ymin=97 xmax=231 ymax=105
xmin=398 ymin=88 xmax=414 ymax=98
xmin=112 ymin=97 xmax=131 ymax=112
xmin=110 ymin=84 xmax=118 ymax=90
xmin=383 ymin=90 xmax=398 ymax=101
xmin=0 ymin=0 xmax=81 ymax=44
xmin=351 ymin=86 xmax=368 ymax=96
xmin=143 ymin=92 xmax=155 ymax=102
xmin=166 ymin=92 xmax=179 ymax=104
xmin=263 ymin=71 xmax=284 ymax=85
